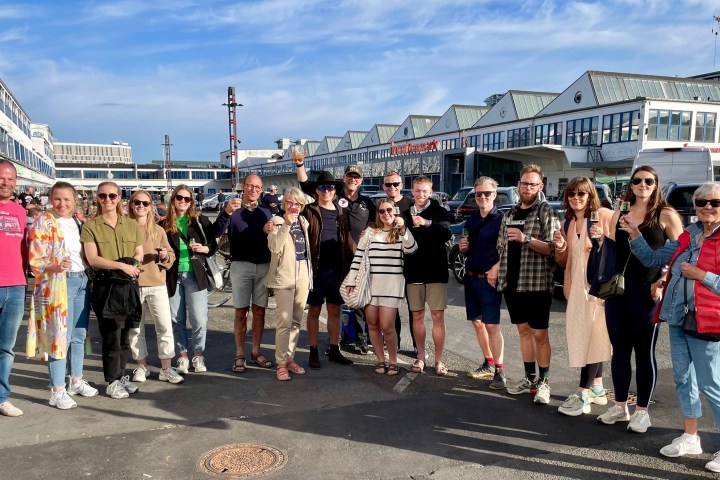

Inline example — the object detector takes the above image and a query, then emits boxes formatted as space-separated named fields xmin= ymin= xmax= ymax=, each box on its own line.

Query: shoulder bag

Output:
xmin=595 ymin=243 xmax=629 ymax=301
xmin=682 ymin=278 xmax=720 ymax=342
xmin=196 ymin=220 xmax=224 ymax=291
xmin=340 ymin=236 xmax=372 ymax=309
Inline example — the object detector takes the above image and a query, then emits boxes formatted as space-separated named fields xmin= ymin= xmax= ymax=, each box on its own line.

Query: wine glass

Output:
xmin=410 ymin=205 xmax=418 ymax=217
xmin=619 ymin=201 xmax=630 ymax=215
xmin=590 ymin=210 xmax=600 ymax=239
xmin=188 ymin=238 xmax=197 ymax=260
xmin=155 ymin=247 xmax=164 ymax=264
xmin=292 ymin=145 xmax=305 ymax=164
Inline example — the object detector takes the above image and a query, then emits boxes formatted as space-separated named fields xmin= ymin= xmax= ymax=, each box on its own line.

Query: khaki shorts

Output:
xmin=230 ymin=261 xmax=269 ymax=309
xmin=406 ymin=283 xmax=447 ymax=312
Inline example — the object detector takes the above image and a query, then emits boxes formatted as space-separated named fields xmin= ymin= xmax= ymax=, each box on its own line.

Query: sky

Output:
xmin=0 ymin=0 xmax=719 ymax=164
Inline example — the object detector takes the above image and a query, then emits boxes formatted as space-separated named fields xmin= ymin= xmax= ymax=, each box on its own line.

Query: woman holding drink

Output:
xmin=594 ymin=166 xmax=683 ymax=432
xmin=265 ymin=188 xmax=313 ymax=381
xmin=552 ymin=177 xmax=612 ymax=417
xmin=344 ymin=199 xmax=417 ymax=375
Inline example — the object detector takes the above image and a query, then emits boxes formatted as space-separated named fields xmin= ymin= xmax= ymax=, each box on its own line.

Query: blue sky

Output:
xmin=0 ymin=0 xmax=718 ymax=163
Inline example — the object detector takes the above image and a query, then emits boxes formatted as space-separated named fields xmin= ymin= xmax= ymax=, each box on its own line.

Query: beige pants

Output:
xmin=130 ymin=285 xmax=176 ymax=360
xmin=274 ymin=261 xmax=310 ymax=365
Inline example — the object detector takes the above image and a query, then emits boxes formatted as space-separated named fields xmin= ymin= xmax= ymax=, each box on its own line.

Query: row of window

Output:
xmin=0 ymin=87 xmax=31 ymax=139
xmin=0 ymin=128 xmax=55 ymax=178
xmin=56 ymin=169 xmax=231 ymax=180
xmin=647 ymin=109 xmax=717 ymax=142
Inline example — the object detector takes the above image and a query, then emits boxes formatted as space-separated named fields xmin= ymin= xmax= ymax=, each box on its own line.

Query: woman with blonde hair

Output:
xmin=127 ymin=190 xmax=183 ymax=384
xmin=28 ymin=181 xmax=98 ymax=410
xmin=265 ymin=187 xmax=313 ymax=381
xmin=162 ymin=184 xmax=224 ymax=374
xmin=345 ymin=199 xmax=417 ymax=375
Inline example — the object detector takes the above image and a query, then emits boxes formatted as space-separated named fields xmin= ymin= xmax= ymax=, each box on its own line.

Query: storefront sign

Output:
xmin=389 ymin=139 xmax=439 ymax=157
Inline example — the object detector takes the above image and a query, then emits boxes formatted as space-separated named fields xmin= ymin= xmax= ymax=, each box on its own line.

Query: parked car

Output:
xmin=218 ymin=192 xmax=240 ymax=211
xmin=455 ymin=187 xmax=547 ymax=222
xmin=201 ymin=194 xmax=221 ymax=211
xmin=664 ymin=182 xmax=701 ymax=226
xmin=557 ymin=184 xmax=612 ymax=209
xmin=370 ymin=189 xmax=413 ymax=200
xmin=432 ymin=191 xmax=450 ymax=206
xmin=446 ymin=187 xmax=473 ymax=218
xmin=359 ymin=185 xmax=379 ymax=195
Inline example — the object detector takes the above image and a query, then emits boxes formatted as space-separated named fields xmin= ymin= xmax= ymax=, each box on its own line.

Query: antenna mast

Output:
xmin=163 ymin=134 xmax=172 ymax=191
xmin=713 ymin=16 xmax=720 ymax=70
xmin=222 ymin=87 xmax=243 ymax=189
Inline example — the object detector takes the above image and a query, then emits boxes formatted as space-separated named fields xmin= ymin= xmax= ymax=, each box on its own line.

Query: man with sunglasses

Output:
xmin=493 ymin=164 xmax=560 ymax=405
xmin=294 ymin=163 xmax=355 ymax=368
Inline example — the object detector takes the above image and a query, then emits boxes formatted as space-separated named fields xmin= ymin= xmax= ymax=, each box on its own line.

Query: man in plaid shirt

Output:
xmin=488 ymin=164 xmax=559 ymax=405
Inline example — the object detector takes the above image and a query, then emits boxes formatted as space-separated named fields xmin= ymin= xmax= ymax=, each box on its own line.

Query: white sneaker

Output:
xmin=597 ymin=405 xmax=630 ymax=424
xmin=67 ymin=378 xmax=99 ymax=397
xmin=627 ymin=410 xmax=651 ymax=433
xmin=49 ymin=389 xmax=77 ymax=410
xmin=192 ymin=356 xmax=207 ymax=373
xmin=588 ymin=386 xmax=608 ymax=405
xmin=659 ymin=433 xmax=702 ymax=458
xmin=706 ymin=451 xmax=720 ymax=473
xmin=533 ymin=381 xmax=551 ymax=405
xmin=558 ymin=393 xmax=590 ymax=416
xmin=119 ymin=375 xmax=139 ymax=394
xmin=106 ymin=380 xmax=129 ymax=399
xmin=176 ymin=357 xmax=189 ymax=374
xmin=132 ymin=364 xmax=149 ymax=382
xmin=0 ymin=401 xmax=23 ymax=417
xmin=159 ymin=367 xmax=184 ymax=384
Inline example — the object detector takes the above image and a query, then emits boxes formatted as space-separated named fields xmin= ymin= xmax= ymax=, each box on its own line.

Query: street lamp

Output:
xmin=222 ymin=86 xmax=243 ymax=188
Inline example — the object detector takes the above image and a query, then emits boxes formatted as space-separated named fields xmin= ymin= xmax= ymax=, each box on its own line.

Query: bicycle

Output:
xmin=207 ymin=247 xmax=233 ymax=308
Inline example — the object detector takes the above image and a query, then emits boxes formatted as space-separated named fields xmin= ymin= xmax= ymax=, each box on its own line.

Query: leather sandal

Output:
xmin=374 ymin=363 xmax=387 ymax=374
xmin=286 ymin=360 xmax=306 ymax=375
xmin=411 ymin=359 xmax=425 ymax=373
xmin=250 ymin=352 xmax=274 ymax=368
xmin=435 ymin=361 xmax=448 ymax=376
xmin=232 ymin=355 xmax=246 ymax=373
xmin=386 ymin=364 xmax=400 ymax=376
xmin=276 ymin=364 xmax=291 ymax=381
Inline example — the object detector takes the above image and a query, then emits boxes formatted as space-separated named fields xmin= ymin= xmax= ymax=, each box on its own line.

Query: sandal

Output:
xmin=232 ymin=355 xmax=246 ymax=373
xmin=386 ymin=364 xmax=400 ymax=376
xmin=250 ymin=352 xmax=274 ymax=369
xmin=276 ymin=364 xmax=291 ymax=381
xmin=435 ymin=361 xmax=448 ymax=376
xmin=374 ymin=362 xmax=387 ymax=374
xmin=286 ymin=360 xmax=306 ymax=375
xmin=411 ymin=359 xmax=425 ymax=373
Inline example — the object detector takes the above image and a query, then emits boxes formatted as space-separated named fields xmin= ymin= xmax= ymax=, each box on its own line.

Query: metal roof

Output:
xmin=410 ymin=116 xmax=440 ymax=137
xmin=376 ymin=125 xmax=400 ymax=143
xmin=510 ymin=92 xmax=558 ymax=119
xmin=455 ymin=105 xmax=489 ymax=129
xmin=589 ymin=71 xmax=720 ymax=104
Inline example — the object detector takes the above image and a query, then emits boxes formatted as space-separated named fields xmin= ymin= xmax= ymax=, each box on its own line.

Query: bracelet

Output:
xmin=296 ymin=163 xmax=304 ymax=168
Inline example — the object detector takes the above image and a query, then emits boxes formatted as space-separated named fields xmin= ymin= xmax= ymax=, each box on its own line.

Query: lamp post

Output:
xmin=222 ymin=87 xmax=243 ymax=189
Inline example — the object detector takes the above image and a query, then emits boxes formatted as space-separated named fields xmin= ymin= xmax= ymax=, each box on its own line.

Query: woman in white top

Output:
xmin=345 ymin=199 xmax=417 ymax=376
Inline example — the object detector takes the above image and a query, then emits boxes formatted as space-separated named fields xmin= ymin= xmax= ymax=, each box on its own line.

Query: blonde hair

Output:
xmin=283 ymin=187 xmax=307 ymax=211
xmin=164 ymin=184 xmax=200 ymax=234
xmin=373 ymin=199 xmax=401 ymax=244
xmin=128 ymin=190 xmax=161 ymax=244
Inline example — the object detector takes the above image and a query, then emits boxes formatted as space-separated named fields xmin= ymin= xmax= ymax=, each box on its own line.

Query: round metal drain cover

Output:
xmin=197 ymin=443 xmax=288 ymax=478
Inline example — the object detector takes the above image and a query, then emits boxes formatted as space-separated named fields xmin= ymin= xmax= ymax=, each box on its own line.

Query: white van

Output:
xmin=632 ymin=147 xmax=712 ymax=187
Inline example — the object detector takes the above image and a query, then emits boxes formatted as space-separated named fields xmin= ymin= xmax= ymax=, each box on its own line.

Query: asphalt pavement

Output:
xmin=0 ymin=281 xmax=717 ymax=480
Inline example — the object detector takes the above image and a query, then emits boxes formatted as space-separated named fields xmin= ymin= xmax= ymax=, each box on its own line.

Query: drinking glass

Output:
xmin=620 ymin=201 xmax=630 ymax=215
xmin=155 ymin=247 xmax=164 ymax=264
xmin=590 ymin=210 xmax=600 ymax=239
xmin=292 ymin=145 xmax=305 ymax=163
xmin=188 ymin=238 xmax=198 ymax=260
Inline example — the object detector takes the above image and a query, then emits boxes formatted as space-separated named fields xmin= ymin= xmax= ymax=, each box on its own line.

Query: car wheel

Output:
xmin=449 ymin=246 xmax=465 ymax=284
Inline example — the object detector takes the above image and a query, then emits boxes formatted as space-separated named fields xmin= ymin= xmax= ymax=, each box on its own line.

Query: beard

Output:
xmin=520 ymin=191 xmax=538 ymax=206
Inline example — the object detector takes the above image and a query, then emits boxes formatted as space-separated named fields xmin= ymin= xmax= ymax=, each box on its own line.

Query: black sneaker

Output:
xmin=466 ymin=361 xmax=494 ymax=380
xmin=356 ymin=340 xmax=370 ymax=355
xmin=489 ymin=370 xmax=507 ymax=390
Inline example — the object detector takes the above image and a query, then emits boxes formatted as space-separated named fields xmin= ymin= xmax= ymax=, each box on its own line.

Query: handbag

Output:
xmin=595 ymin=244 xmax=629 ymax=301
xmin=196 ymin=221 xmax=224 ymax=291
xmin=681 ymin=278 xmax=720 ymax=342
xmin=340 ymin=239 xmax=372 ymax=309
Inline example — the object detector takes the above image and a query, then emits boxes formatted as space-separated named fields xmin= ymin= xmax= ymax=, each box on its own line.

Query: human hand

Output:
xmin=412 ymin=215 xmax=425 ymax=227
xmin=191 ymin=243 xmax=208 ymax=254
xmin=619 ymin=214 xmax=641 ymax=239
xmin=650 ymin=279 xmax=664 ymax=302
xmin=680 ymin=262 xmax=706 ymax=282
xmin=157 ymin=248 xmax=168 ymax=261
xmin=263 ymin=220 xmax=276 ymax=233
xmin=486 ymin=263 xmax=499 ymax=288
xmin=120 ymin=263 xmax=141 ymax=277
xmin=506 ymin=227 xmax=524 ymax=243
xmin=459 ymin=237 xmax=469 ymax=253
xmin=225 ymin=197 xmax=242 ymax=214
xmin=394 ymin=217 xmax=405 ymax=229
xmin=589 ymin=223 xmax=603 ymax=239
xmin=552 ymin=230 xmax=565 ymax=250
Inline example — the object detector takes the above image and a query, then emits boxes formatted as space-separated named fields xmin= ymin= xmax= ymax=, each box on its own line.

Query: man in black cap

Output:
xmin=294 ymin=164 xmax=355 ymax=368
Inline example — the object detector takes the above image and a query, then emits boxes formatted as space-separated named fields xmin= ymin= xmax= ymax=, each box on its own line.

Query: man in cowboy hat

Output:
xmin=294 ymin=163 xmax=355 ymax=368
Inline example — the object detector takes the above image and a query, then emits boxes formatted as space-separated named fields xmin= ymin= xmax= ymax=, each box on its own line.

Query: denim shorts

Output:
xmin=464 ymin=276 xmax=501 ymax=324
xmin=307 ymin=268 xmax=343 ymax=306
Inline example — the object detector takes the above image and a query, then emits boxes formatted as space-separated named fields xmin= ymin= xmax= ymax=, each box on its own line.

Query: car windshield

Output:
xmin=452 ymin=188 xmax=469 ymax=201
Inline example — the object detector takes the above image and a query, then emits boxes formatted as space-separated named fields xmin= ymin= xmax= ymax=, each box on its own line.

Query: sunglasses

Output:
xmin=567 ymin=191 xmax=588 ymax=198
xmin=695 ymin=198 xmax=720 ymax=208
xmin=384 ymin=182 xmax=401 ymax=188
xmin=132 ymin=200 xmax=151 ymax=207
xmin=378 ymin=207 xmax=396 ymax=215
xmin=631 ymin=177 xmax=656 ymax=186
xmin=175 ymin=194 xmax=192 ymax=203
xmin=98 ymin=193 xmax=118 ymax=201
xmin=474 ymin=191 xmax=494 ymax=198
xmin=317 ymin=185 xmax=336 ymax=192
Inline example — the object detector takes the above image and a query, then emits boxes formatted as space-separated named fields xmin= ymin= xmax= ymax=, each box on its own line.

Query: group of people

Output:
xmin=1 ymin=157 xmax=719 ymax=472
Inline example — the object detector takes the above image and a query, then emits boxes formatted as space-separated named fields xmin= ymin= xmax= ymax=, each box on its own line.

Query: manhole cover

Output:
xmin=197 ymin=443 xmax=288 ymax=478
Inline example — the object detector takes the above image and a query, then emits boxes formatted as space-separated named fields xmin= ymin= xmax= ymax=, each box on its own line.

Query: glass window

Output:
xmin=534 ymin=122 xmax=562 ymax=145
xmin=602 ymin=111 xmax=639 ymax=144
xmin=695 ymin=112 xmax=717 ymax=142
xmin=565 ymin=117 xmax=598 ymax=146
xmin=507 ymin=127 xmax=530 ymax=148
xmin=482 ymin=131 xmax=504 ymax=151
xmin=648 ymin=109 xmax=691 ymax=141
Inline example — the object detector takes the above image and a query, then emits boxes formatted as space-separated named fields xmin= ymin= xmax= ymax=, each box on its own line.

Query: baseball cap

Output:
xmin=345 ymin=165 xmax=362 ymax=176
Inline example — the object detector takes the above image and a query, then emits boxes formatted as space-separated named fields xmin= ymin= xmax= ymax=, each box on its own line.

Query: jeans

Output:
xmin=48 ymin=273 xmax=91 ymax=387
xmin=0 ymin=286 xmax=25 ymax=403
xmin=170 ymin=271 xmax=208 ymax=354
xmin=669 ymin=325 xmax=720 ymax=426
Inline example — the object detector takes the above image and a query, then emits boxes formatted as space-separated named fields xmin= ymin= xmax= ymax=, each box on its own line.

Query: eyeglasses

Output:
xmin=174 ymin=194 xmax=192 ymax=203
xmin=474 ymin=191 xmax=494 ymax=198
xmin=284 ymin=201 xmax=302 ymax=208
xmin=567 ymin=191 xmax=588 ymax=198
xmin=378 ymin=207 xmax=396 ymax=215
xmin=519 ymin=181 xmax=541 ymax=188
xmin=317 ymin=185 xmax=336 ymax=192
xmin=631 ymin=177 xmax=656 ymax=186
xmin=98 ymin=193 xmax=118 ymax=201
xmin=132 ymin=200 xmax=151 ymax=207
xmin=245 ymin=184 xmax=262 ymax=191
xmin=384 ymin=182 xmax=401 ymax=188
xmin=695 ymin=198 xmax=720 ymax=208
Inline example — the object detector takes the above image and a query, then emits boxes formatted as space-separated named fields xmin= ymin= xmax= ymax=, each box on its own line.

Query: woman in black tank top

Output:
xmin=596 ymin=166 xmax=683 ymax=434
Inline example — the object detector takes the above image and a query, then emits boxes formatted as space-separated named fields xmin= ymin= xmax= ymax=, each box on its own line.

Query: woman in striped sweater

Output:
xmin=345 ymin=199 xmax=417 ymax=375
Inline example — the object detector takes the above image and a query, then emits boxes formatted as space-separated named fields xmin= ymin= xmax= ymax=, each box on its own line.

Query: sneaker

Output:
xmin=466 ymin=361 xmax=494 ymax=380
xmin=159 ymin=367 xmax=185 ymax=384
xmin=558 ymin=393 xmax=590 ymax=416
xmin=356 ymin=340 xmax=370 ymax=355
xmin=176 ymin=357 xmax=190 ymax=374
xmin=659 ymin=433 xmax=702 ymax=458
xmin=192 ymin=356 xmax=207 ymax=373
xmin=507 ymin=377 xmax=537 ymax=395
xmin=627 ymin=410 xmax=651 ymax=433
xmin=67 ymin=379 xmax=99 ymax=397
xmin=106 ymin=380 xmax=129 ymax=399
xmin=49 ymin=389 xmax=77 ymax=410
xmin=588 ymin=386 xmax=608 ymax=405
xmin=597 ymin=405 xmax=630 ymax=424
xmin=132 ymin=364 xmax=149 ymax=382
xmin=488 ymin=370 xmax=507 ymax=390
xmin=706 ymin=451 xmax=720 ymax=473
xmin=119 ymin=375 xmax=139 ymax=394
xmin=0 ymin=401 xmax=23 ymax=417
xmin=533 ymin=381 xmax=551 ymax=405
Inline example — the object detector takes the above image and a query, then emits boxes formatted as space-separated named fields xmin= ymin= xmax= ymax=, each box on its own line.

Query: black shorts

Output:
xmin=503 ymin=290 xmax=552 ymax=330
xmin=307 ymin=268 xmax=343 ymax=306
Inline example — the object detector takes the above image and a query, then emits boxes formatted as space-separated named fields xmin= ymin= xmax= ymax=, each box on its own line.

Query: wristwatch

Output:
xmin=524 ymin=235 xmax=533 ymax=244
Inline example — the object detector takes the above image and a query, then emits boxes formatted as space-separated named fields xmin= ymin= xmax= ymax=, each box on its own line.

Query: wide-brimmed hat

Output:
xmin=314 ymin=170 xmax=344 ymax=192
